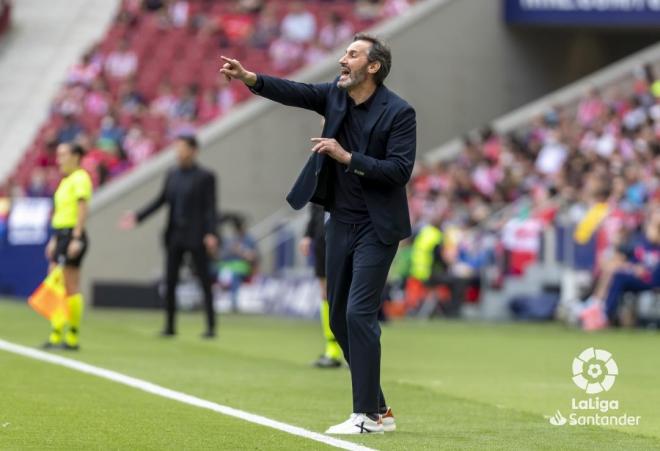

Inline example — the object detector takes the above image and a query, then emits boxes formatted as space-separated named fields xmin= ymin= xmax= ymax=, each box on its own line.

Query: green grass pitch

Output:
xmin=1 ymin=299 xmax=659 ymax=450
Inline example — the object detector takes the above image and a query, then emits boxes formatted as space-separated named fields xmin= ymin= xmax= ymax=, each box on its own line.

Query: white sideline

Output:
xmin=0 ymin=339 xmax=377 ymax=451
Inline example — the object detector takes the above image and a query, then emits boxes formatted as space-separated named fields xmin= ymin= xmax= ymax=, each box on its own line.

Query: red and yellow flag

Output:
xmin=28 ymin=266 xmax=68 ymax=321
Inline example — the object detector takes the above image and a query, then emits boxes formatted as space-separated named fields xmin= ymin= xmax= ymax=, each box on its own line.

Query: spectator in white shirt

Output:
xmin=623 ymin=96 xmax=647 ymax=131
xmin=84 ymin=79 xmax=111 ymax=117
xmin=105 ymin=38 xmax=138 ymax=80
xmin=66 ymin=50 xmax=102 ymax=87
xmin=168 ymin=0 xmax=189 ymax=27
xmin=150 ymin=81 xmax=179 ymax=118
xmin=280 ymin=2 xmax=316 ymax=44
xmin=217 ymin=78 xmax=236 ymax=114
xmin=53 ymin=86 xmax=85 ymax=117
xmin=123 ymin=126 xmax=155 ymax=165
xmin=535 ymin=132 xmax=568 ymax=176
xmin=269 ymin=37 xmax=303 ymax=72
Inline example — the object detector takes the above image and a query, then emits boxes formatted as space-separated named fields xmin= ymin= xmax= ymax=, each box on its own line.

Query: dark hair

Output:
xmin=177 ymin=134 xmax=199 ymax=150
xmin=353 ymin=33 xmax=391 ymax=85
xmin=233 ymin=215 xmax=245 ymax=232
xmin=67 ymin=142 xmax=86 ymax=160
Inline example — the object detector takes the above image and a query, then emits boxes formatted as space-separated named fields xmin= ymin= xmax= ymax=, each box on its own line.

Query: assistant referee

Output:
xmin=44 ymin=142 xmax=93 ymax=350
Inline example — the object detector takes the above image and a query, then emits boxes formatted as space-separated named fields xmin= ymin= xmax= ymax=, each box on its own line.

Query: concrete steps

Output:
xmin=0 ymin=0 xmax=117 ymax=182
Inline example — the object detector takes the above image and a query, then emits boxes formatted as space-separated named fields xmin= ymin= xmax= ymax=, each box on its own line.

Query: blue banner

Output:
xmin=504 ymin=0 xmax=660 ymax=26
xmin=0 ymin=198 xmax=51 ymax=298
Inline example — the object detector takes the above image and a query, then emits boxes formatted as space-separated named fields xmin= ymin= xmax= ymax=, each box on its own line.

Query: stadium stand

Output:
xmin=4 ymin=0 xmax=657 ymax=318
xmin=0 ymin=0 xmax=119 ymax=190
xmin=1 ymin=0 xmax=419 ymax=197
xmin=401 ymin=57 xmax=660 ymax=324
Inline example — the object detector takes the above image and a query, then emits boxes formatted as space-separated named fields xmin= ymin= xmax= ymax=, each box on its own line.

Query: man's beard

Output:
xmin=337 ymin=66 xmax=367 ymax=90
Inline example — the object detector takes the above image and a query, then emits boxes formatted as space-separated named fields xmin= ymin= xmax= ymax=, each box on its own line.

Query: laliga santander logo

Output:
xmin=572 ymin=347 xmax=618 ymax=394
xmin=546 ymin=347 xmax=640 ymax=427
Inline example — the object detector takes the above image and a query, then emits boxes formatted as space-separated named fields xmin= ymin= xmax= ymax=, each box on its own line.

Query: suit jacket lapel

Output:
xmin=358 ymin=85 xmax=388 ymax=154
xmin=326 ymin=93 xmax=348 ymax=138
xmin=315 ymin=93 xmax=348 ymax=171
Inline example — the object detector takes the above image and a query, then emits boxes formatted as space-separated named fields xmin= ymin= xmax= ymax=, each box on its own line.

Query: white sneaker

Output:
xmin=325 ymin=413 xmax=384 ymax=434
xmin=381 ymin=407 xmax=396 ymax=432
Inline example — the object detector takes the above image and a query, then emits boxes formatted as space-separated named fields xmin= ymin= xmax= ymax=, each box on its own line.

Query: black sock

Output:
xmin=379 ymin=406 xmax=388 ymax=414
xmin=366 ymin=413 xmax=380 ymax=421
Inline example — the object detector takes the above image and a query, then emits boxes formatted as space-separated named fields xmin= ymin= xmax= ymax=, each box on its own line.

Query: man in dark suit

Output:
xmin=120 ymin=135 xmax=219 ymax=338
xmin=221 ymin=33 xmax=416 ymax=434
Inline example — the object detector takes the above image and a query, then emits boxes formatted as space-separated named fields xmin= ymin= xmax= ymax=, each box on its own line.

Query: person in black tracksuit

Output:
xmin=120 ymin=135 xmax=219 ymax=338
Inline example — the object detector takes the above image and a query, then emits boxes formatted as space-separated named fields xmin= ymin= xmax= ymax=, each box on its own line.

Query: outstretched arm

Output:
xmin=220 ymin=56 xmax=330 ymax=115
xmin=118 ymin=175 xmax=168 ymax=230
xmin=135 ymin=176 xmax=169 ymax=223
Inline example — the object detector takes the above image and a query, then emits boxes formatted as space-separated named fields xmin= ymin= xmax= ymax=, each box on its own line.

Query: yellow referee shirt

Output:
xmin=51 ymin=168 xmax=93 ymax=230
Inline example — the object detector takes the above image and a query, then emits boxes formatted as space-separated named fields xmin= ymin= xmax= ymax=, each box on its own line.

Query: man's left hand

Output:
xmin=310 ymin=138 xmax=351 ymax=165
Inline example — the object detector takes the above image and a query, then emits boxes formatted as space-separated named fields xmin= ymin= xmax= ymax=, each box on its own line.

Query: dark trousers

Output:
xmin=325 ymin=218 xmax=398 ymax=413
xmin=165 ymin=244 xmax=215 ymax=333
xmin=604 ymin=267 xmax=660 ymax=321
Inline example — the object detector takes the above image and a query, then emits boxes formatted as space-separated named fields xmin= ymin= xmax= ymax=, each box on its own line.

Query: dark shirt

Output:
xmin=137 ymin=163 xmax=217 ymax=248
xmin=304 ymin=204 xmax=326 ymax=240
xmin=171 ymin=166 xmax=196 ymax=230
xmin=328 ymin=94 xmax=375 ymax=224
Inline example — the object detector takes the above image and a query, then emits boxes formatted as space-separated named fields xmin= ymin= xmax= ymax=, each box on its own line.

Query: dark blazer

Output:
xmin=137 ymin=165 xmax=218 ymax=248
xmin=250 ymin=75 xmax=416 ymax=245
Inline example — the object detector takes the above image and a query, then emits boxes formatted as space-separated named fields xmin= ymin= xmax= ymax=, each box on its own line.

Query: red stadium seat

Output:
xmin=10 ymin=0 xmax=382 ymax=192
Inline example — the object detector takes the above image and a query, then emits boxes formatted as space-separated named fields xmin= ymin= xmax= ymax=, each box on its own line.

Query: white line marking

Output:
xmin=0 ymin=339 xmax=377 ymax=451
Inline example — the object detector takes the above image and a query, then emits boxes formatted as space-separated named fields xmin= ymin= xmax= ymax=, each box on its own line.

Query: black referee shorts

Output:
xmin=51 ymin=228 xmax=89 ymax=268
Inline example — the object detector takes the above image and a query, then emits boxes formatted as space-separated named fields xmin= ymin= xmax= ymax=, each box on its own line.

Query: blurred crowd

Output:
xmin=3 ymin=0 xmax=419 ymax=197
xmin=0 ymin=0 xmax=10 ymax=37
xmin=8 ymin=0 xmax=658 ymax=327
xmin=399 ymin=62 xmax=660 ymax=322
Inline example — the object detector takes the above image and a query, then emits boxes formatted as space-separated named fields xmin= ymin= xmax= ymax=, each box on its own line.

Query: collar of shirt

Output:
xmin=348 ymin=87 xmax=378 ymax=111
xmin=177 ymin=163 xmax=198 ymax=173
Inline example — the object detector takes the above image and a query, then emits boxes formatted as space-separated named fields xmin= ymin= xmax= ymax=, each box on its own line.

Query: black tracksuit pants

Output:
xmin=164 ymin=244 xmax=215 ymax=333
